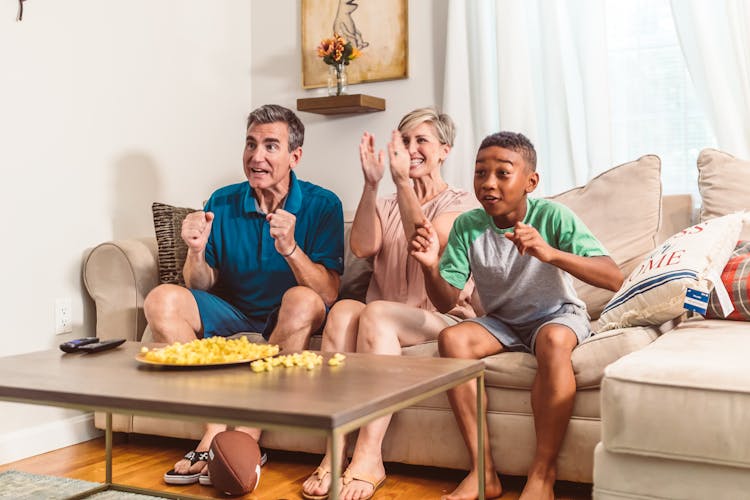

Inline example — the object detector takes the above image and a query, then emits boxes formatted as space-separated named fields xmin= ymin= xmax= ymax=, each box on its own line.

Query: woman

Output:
xmin=302 ymin=108 xmax=477 ymax=500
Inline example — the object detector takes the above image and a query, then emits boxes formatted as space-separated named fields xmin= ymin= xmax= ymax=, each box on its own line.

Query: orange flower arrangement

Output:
xmin=317 ymin=33 xmax=361 ymax=66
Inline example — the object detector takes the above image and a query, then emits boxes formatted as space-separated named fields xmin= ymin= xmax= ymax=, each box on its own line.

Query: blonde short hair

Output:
xmin=397 ymin=107 xmax=456 ymax=147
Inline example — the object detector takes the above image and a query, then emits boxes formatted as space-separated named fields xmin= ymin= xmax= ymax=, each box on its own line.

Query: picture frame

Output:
xmin=301 ymin=0 xmax=408 ymax=89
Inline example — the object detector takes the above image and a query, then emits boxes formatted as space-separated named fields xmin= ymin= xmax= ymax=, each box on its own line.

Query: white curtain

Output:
xmin=443 ymin=0 xmax=612 ymax=195
xmin=671 ymin=0 xmax=750 ymax=159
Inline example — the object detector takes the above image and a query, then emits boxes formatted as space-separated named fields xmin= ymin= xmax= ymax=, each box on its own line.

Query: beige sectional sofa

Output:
xmin=84 ymin=152 xmax=744 ymax=487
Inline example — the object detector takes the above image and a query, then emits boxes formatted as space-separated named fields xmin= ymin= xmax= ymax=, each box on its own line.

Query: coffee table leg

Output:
xmin=477 ymin=373 xmax=485 ymax=500
xmin=329 ymin=428 xmax=342 ymax=500
xmin=105 ymin=412 xmax=113 ymax=484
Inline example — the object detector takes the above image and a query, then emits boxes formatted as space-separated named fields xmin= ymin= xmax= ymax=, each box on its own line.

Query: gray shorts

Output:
xmin=466 ymin=304 xmax=591 ymax=354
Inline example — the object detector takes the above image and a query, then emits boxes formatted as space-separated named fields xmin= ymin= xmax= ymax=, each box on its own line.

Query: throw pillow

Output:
xmin=549 ymin=155 xmax=662 ymax=320
xmin=698 ymin=148 xmax=750 ymax=239
xmin=152 ymin=202 xmax=198 ymax=286
xmin=707 ymin=241 xmax=750 ymax=320
xmin=598 ymin=212 xmax=746 ymax=331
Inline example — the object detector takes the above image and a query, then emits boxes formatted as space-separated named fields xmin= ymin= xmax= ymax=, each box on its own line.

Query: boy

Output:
xmin=410 ymin=132 xmax=623 ymax=500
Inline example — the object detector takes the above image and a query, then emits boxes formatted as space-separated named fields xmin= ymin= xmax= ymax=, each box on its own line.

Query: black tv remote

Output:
xmin=77 ymin=339 xmax=127 ymax=353
xmin=59 ymin=337 xmax=99 ymax=353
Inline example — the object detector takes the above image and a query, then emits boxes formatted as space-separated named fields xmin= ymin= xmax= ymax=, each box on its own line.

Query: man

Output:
xmin=144 ymin=104 xmax=344 ymax=486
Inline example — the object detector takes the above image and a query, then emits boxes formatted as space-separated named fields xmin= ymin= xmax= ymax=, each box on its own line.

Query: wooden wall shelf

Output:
xmin=296 ymin=94 xmax=386 ymax=115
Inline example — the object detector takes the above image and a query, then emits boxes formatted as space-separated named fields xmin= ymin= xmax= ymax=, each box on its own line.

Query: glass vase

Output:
xmin=327 ymin=64 xmax=347 ymax=96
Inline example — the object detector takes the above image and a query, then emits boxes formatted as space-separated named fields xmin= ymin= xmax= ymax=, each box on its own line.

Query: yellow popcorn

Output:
xmin=249 ymin=350 xmax=335 ymax=373
xmin=142 ymin=336 xmax=279 ymax=365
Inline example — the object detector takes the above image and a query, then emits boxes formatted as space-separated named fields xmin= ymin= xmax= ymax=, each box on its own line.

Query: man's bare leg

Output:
xmin=303 ymin=300 xmax=364 ymax=498
xmin=337 ymin=301 xmax=453 ymax=500
xmin=519 ymin=325 xmax=578 ymax=500
xmin=144 ymin=284 xmax=203 ymax=343
xmin=267 ymin=286 xmax=327 ymax=352
xmin=438 ymin=322 xmax=504 ymax=500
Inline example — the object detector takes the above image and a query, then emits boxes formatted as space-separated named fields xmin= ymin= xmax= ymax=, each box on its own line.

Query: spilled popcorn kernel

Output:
xmin=328 ymin=353 xmax=346 ymax=366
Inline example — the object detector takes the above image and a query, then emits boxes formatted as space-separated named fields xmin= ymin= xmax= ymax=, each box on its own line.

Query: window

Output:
xmin=606 ymin=0 xmax=716 ymax=196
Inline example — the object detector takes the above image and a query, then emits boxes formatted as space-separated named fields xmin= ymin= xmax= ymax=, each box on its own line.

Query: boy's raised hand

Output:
xmin=505 ymin=221 xmax=555 ymax=262
xmin=359 ymin=132 xmax=385 ymax=187
xmin=410 ymin=219 xmax=440 ymax=267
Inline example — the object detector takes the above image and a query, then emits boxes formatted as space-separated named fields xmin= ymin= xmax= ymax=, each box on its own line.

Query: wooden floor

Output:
xmin=0 ymin=434 xmax=592 ymax=499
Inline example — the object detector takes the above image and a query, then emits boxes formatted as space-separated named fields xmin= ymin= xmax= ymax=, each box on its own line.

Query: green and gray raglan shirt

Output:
xmin=439 ymin=197 xmax=608 ymax=325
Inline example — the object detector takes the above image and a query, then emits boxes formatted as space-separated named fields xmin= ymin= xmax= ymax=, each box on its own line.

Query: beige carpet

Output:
xmin=0 ymin=470 xmax=163 ymax=499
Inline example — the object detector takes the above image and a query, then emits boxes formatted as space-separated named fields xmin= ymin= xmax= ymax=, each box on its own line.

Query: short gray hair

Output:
xmin=397 ymin=107 xmax=456 ymax=147
xmin=246 ymin=104 xmax=305 ymax=151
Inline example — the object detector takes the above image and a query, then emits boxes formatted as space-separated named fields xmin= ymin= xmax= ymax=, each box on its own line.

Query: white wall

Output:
xmin=251 ymin=0 xmax=450 ymax=210
xmin=0 ymin=0 xmax=253 ymax=462
xmin=0 ymin=0 xmax=449 ymax=462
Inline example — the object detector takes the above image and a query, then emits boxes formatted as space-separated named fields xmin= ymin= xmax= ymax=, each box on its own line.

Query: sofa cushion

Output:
xmin=707 ymin=241 xmax=750 ymax=320
xmin=152 ymin=202 xmax=197 ymax=286
xmin=601 ymin=319 xmax=750 ymax=470
xmin=549 ymin=155 xmax=662 ymax=320
xmin=594 ymin=443 xmax=750 ymax=500
xmin=598 ymin=213 xmax=744 ymax=331
xmin=698 ymin=148 xmax=750 ymax=240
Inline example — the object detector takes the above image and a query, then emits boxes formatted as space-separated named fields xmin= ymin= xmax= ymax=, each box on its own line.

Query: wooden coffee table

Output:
xmin=0 ymin=342 xmax=486 ymax=499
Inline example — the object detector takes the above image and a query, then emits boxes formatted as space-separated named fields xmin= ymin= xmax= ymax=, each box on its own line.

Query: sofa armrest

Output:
xmin=83 ymin=237 xmax=159 ymax=342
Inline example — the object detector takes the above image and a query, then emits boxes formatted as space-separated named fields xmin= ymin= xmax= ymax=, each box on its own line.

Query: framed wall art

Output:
xmin=301 ymin=0 xmax=408 ymax=89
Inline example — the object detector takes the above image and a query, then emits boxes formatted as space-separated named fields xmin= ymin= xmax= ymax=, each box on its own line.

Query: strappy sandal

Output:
xmin=340 ymin=467 xmax=386 ymax=500
xmin=301 ymin=464 xmax=333 ymax=500
xmin=163 ymin=450 xmax=209 ymax=485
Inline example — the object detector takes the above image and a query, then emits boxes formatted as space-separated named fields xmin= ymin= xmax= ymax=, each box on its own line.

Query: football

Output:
xmin=207 ymin=430 xmax=262 ymax=496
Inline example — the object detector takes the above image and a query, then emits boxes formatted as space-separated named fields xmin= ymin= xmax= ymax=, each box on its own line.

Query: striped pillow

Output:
xmin=598 ymin=213 xmax=745 ymax=331
xmin=707 ymin=241 xmax=750 ymax=320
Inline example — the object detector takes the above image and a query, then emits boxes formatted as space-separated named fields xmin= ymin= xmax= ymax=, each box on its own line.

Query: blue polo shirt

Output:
xmin=203 ymin=171 xmax=344 ymax=320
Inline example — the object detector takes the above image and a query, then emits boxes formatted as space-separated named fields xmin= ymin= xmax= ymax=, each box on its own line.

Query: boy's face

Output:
xmin=473 ymin=146 xmax=539 ymax=227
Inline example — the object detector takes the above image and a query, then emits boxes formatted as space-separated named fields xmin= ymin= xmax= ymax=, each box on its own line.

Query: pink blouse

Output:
xmin=365 ymin=187 xmax=479 ymax=319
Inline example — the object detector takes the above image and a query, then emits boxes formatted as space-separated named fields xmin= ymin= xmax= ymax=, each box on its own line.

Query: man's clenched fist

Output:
xmin=182 ymin=211 xmax=214 ymax=252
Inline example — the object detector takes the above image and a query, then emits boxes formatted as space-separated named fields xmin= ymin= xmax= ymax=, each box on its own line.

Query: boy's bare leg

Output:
xmin=336 ymin=301 xmax=450 ymax=500
xmin=519 ymin=324 xmax=578 ymax=500
xmin=438 ymin=322 xmax=504 ymax=500
xmin=303 ymin=300 xmax=364 ymax=498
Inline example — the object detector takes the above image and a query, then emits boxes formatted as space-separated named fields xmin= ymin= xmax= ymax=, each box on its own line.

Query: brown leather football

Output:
xmin=207 ymin=430 xmax=262 ymax=496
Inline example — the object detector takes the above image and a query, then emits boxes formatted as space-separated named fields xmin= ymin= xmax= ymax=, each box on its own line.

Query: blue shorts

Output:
xmin=466 ymin=304 xmax=591 ymax=354
xmin=190 ymin=289 xmax=327 ymax=340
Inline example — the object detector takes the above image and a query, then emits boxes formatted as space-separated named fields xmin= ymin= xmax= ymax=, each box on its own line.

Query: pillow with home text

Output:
xmin=597 ymin=212 xmax=746 ymax=331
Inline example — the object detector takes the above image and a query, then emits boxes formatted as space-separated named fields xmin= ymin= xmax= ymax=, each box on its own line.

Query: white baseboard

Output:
xmin=0 ymin=413 xmax=103 ymax=465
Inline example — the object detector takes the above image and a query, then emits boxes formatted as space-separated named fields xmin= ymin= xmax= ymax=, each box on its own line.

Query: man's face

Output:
xmin=242 ymin=121 xmax=301 ymax=190
xmin=473 ymin=146 xmax=538 ymax=226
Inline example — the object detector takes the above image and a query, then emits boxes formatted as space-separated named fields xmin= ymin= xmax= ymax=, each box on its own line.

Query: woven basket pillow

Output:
xmin=598 ymin=212 xmax=745 ymax=331
xmin=152 ymin=202 xmax=198 ymax=286
xmin=707 ymin=241 xmax=750 ymax=320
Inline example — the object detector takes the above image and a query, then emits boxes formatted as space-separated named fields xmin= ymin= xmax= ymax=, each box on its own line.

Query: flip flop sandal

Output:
xmin=301 ymin=457 xmax=349 ymax=500
xmin=301 ymin=465 xmax=332 ymax=500
xmin=199 ymin=449 xmax=268 ymax=486
xmin=340 ymin=467 xmax=386 ymax=500
xmin=163 ymin=450 xmax=209 ymax=485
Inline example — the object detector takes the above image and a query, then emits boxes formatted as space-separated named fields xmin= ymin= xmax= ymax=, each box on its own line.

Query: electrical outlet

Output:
xmin=55 ymin=298 xmax=73 ymax=335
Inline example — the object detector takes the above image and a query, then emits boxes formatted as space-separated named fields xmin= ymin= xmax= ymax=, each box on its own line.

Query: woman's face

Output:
xmin=400 ymin=121 xmax=451 ymax=178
